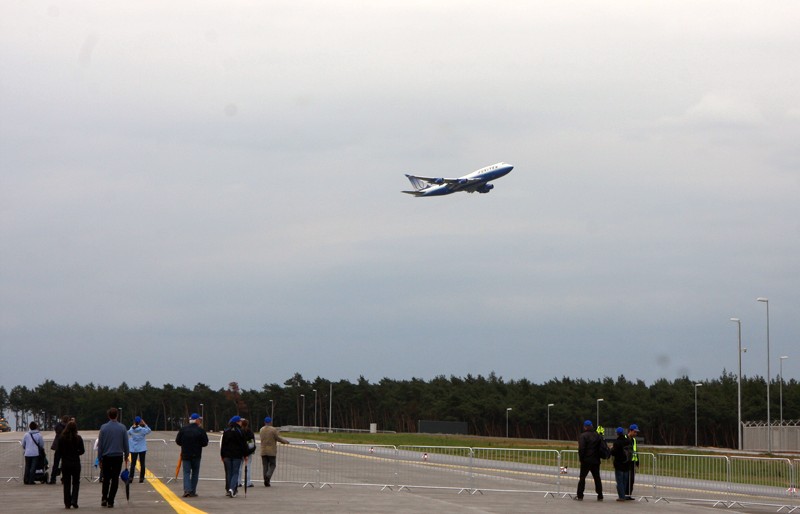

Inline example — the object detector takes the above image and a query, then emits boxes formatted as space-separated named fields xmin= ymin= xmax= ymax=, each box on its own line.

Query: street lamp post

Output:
xmin=694 ymin=383 xmax=703 ymax=447
xmin=506 ymin=407 xmax=512 ymax=438
xmin=300 ymin=394 xmax=305 ymax=427
xmin=596 ymin=399 xmax=604 ymax=427
xmin=313 ymin=389 xmax=318 ymax=430
xmin=269 ymin=399 xmax=274 ymax=419
xmin=200 ymin=403 xmax=204 ymax=421
xmin=119 ymin=407 xmax=123 ymax=425
xmin=780 ymin=355 xmax=788 ymax=450
xmin=547 ymin=403 xmax=554 ymax=441
xmin=731 ymin=318 xmax=743 ymax=450
xmin=757 ymin=297 xmax=771 ymax=452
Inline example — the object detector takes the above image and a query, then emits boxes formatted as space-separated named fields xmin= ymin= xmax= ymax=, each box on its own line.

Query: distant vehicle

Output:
xmin=0 ymin=418 xmax=10 ymax=432
xmin=402 ymin=162 xmax=514 ymax=197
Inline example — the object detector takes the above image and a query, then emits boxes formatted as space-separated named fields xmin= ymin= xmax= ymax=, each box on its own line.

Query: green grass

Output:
xmin=284 ymin=432 xmax=789 ymax=486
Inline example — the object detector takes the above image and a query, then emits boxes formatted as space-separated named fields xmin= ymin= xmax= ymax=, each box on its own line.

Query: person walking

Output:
xmin=21 ymin=421 xmax=45 ymax=484
xmin=575 ymin=420 xmax=603 ymax=501
xmin=220 ymin=416 xmax=248 ymax=498
xmin=97 ymin=407 xmax=129 ymax=508
xmin=610 ymin=427 xmax=631 ymax=501
xmin=49 ymin=415 xmax=70 ymax=484
xmin=175 ymin=413 xmax=209 ymax=498
xmin=238 ymin=418 xmax=256 ymax=487
xmin=259 ymin=416 xmax=290 ymax=487
xmin=626 ymin=423 xmax=640 ymax=499
xmin=57 ymin=420 xmax=85 ymax=509
xmin=128 ymin=416 xmax=151 ymax=483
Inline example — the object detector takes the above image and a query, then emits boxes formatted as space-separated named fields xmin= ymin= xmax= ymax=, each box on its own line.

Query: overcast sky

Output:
xmin=2 ymin=1 xmax=799 ymax=393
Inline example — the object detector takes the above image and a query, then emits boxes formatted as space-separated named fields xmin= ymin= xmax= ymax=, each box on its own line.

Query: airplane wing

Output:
xmin=406 ymin=175 xmax=480 ymax=186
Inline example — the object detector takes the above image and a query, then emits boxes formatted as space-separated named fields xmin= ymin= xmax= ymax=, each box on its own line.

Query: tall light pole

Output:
xmin=506 ymin=407 xmax=512 ymax=438
xmin=200 ymin=403 xmax=204 ymax=422
xmin=547 ymin=403 xmax=554 ymax=441
xmin=300 ymin=394 xmax=305 ymax=427
xmin=730 ymin=318 xmax=743 ymax=450
xmin=119 ymin=407 xmax=123 ymax=425
xmin=328 ymin=382 xmax=333 ymax=433
xmin=596 ymin=398 xmax=604 ymax=427
xmin=269 ymin=399 xmax=274 ymax=419
xmin=757 ymin=297 xmax=771 ymax=452
xmin=780 ymin=355 xmax=788 ymax=450
xmin=694 ymin=383 xmax=703 ymax=447
xmin=313 ymin=389 xmax=318 ymax=430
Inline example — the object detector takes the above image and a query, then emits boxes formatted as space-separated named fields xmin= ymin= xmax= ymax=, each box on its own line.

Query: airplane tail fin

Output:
xmin=405 ymin=174 xmax=427 ymax=191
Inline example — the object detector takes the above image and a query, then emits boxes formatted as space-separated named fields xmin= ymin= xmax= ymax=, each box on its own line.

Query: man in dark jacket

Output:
xmin=220 ymin=416 xmax=248 ymax=498
xmin=176 ymin=413 xmax=209 ymax=498
xmin=610 ymin=427 xmax=632 ymax=501
xmin=575 ymin=420 xmax=603 ymax=501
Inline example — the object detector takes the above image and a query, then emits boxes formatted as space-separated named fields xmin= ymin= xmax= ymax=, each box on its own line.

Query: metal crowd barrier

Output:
xmin=2 ymin=436 xmax=800 ymax=508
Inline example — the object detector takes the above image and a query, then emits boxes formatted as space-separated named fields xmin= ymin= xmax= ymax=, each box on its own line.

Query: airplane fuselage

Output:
xmin=404 ymin=162 xmax=513 ymax=197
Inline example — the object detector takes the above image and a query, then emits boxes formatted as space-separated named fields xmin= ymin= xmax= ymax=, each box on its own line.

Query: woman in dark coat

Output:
xmin=57 ymin=420 xmax=85 ymax=509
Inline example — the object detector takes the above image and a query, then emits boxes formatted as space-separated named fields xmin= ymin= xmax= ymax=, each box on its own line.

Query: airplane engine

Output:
xmin=433 ymin=178 xmax=445 ymax=185
xmin=477 ymin=183 xmax=494 ymax=193
xmin=457 ymin=178 xmax=468 ymax=185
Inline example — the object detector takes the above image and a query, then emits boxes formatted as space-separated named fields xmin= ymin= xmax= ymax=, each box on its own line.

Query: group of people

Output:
xmin=575 ymin=420 xmax=640 ymax=501
xmin=21 ymin=408 xmax=291 ymax=508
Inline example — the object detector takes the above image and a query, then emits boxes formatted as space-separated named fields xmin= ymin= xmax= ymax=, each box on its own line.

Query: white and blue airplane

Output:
xmin=402 ymin=162 xmax=513 ymax=197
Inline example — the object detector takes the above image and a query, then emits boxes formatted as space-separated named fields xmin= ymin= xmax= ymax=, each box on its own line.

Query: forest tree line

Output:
xmin=1 ymin=371 xmax=797 ymax=448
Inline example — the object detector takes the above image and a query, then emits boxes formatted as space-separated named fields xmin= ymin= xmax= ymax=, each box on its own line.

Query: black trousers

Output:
xmin=577 ymin=461 xmax=603 ymax=498
xmin=100 ymin=455 xmax=123 ymax=505
xmin=62 ymin=463 xmax=80 ymax=507
xmin=627 ymin=462 xmax=637 ymax=495
xmin=130 ymin=451 xmax=146 ymax=481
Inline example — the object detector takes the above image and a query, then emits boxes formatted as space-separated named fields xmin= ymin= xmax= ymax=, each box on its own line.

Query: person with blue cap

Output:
xmin=575 ymin=420 xmax=603 ymax=501
xmin=176 ymin=413 xmax=208 ymax=498
xmin=626 ymin=423 xmax=640 ymax=499
xmin=220 ymin=415 xmax=248 ymax=497
xmin=128 ymin=416 xmax=151 ymax=483
xmin=259 ymin=416 xmax=290 ymax=487
xmin=610 ymin=427 xmax=632 ymax=501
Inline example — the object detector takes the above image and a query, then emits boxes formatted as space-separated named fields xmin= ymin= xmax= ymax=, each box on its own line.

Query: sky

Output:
xmin=2 ymin=1 xmax=799 ymax=393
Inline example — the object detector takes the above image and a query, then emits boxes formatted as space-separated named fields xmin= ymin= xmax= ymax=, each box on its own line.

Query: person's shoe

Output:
xmin=226 ymin=489 xmax=233 ymax=497
xmin=617 ymin=498 xmax=626 ymax=502
xmin=573 ymin=496 xmax=583 ymax=501
xmin=597 ymin=496 xmax=603 ymax=501
xmin=139 ymin=479 xmax=144 ymax=483
xmin=231 ymin=489 xmax=237 ymax=498
xmin=71 ymin=504 xmax=78 ymax=509
xmin=188 ymin=492 xmax=197 ymax=497
xmin=626 ymin=496 xmax=635 ymax=501
xmin=101 ymin=500 xmax=107 ymax=507
xmin=183 ymin=492 xmax=190 ymax=497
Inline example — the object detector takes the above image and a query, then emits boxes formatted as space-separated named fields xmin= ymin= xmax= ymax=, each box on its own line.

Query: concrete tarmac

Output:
xmin=2 ymin=476 xmax=787 ymax=513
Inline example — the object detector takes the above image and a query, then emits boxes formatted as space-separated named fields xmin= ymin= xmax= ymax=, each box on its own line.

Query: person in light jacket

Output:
xmin=21 ymin=421 xmax=45 ymax=484
xmin=128 ymin=416 xmax=151 ymax=483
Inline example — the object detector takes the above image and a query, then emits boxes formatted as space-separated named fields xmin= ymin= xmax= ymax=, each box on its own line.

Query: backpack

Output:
xmin=599 ymin=437 xmax=611 ymax=459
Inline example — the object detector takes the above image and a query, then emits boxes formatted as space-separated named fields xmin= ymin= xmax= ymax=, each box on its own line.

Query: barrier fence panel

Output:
xmin=470 ymin=448 xmax=561 ymax=494
xmin=0 ymin=441 xmax=23 ymax=482
xmin=271 ymin=442 xmax=320 ymax=487
xmin=395 ymin=446 xmax=473 ymax=491
xmin=559 ymin=449 xmax=616 ymax=497
xmin=316 ymin=443 xmax=398 ymax=488
xmin=652 ymin=453 xmax=730 ymax=502
xmin=729 ymin=456 xmax=794 ymax=500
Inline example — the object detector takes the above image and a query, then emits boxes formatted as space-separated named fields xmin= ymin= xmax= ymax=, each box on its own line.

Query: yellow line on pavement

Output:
xmin=137 ymin=463 xmax=207 ymax=514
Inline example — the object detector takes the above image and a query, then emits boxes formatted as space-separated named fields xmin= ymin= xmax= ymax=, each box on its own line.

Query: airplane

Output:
xmin=402 ymin=162 xmax=513 ymax=197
